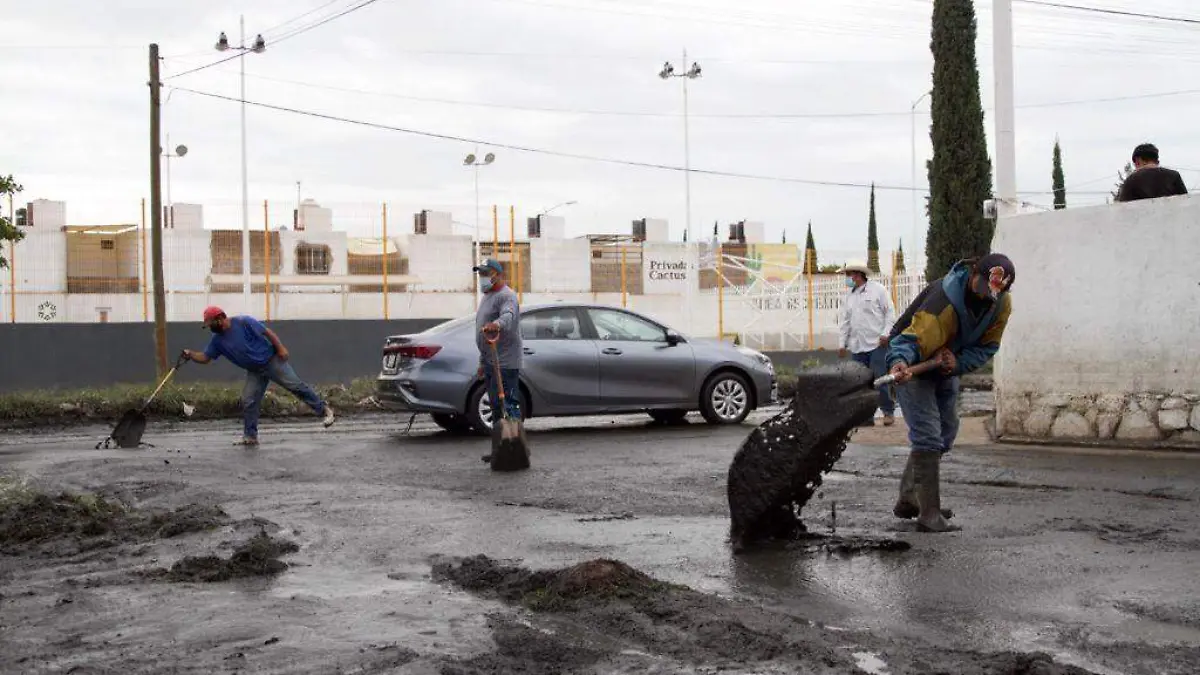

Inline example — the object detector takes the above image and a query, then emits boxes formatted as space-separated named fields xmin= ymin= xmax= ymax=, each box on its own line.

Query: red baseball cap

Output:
xmin=202 ymin=306 xmax=226 ymax=324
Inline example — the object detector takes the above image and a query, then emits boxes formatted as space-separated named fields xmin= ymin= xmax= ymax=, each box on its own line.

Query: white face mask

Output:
xmin=480 ymin=276 xmax=495 ymax=292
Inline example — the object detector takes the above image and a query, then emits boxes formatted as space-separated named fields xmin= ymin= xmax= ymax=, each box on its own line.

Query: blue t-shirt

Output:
xmin=203 ymin=315 xmax=276 ymax=371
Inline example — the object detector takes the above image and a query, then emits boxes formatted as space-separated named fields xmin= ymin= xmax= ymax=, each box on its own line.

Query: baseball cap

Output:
xmin=473 ymin=258 xmax=504 ymax=274
xmin=202 ymin=306 xmax=226 ymax=324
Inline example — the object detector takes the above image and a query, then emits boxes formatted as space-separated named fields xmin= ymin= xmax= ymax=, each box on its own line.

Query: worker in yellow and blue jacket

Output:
xmin=886 ymin=253 xmax=1015 ymax=532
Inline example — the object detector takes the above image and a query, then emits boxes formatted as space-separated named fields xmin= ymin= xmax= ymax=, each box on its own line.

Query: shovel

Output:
xmin=96 ymin=353 xmax=187 ymax=449
xmin=485 ymin=334 xmax=530 ymax=472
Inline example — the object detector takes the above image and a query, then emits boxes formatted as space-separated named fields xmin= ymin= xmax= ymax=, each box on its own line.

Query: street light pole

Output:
xmin=659 ymin=53 xmax=702 ymax=334
xmin=464 ymin=151 xmax=495 ymax=247
xmin=239 ymin=15 xmax=249 ymax=310
xmin=659 ymin=51 xmax=701 ymax=244
xmin=537 ymin=200 xmax=577 ymax=218
xmin=215 ymin=18 xmax=265 ymax=312
xmin=911 ymin=90 xmax=931 ymax=270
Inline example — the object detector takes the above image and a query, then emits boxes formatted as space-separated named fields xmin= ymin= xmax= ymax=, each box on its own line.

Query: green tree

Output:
xmin=867 ymin=183 xmax=880 ymax=273
xmin=926 ymin=0 xmax=994 ymax=280
xmin=895 ymin=239 xmax=907 ymax=274
xmin=0 ymin=175 xmax=24 ymax=269
xmin=1052 ymin=138 xmax=1066 ymax=210
xmin=803 ymin=221 xmax=818 ymax=274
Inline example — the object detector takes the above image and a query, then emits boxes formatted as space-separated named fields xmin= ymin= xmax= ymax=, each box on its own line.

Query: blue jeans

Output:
xmin=242 ymin=357 xmax=326 ymax=439
xmin=852 ymin=347 xmax=895 ymax=416
xmin=484 ymin=366 xmax=522 ymax=421
xmin=895 ymin=374 xmax=960 ymax=454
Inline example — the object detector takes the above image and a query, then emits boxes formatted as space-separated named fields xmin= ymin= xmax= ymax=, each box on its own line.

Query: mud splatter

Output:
xmin=433 ymin=555 xmax=1100 ymax=674
xmin=156 ymin=532 xmax=299 ymax=583
xmin=0 ymin=491 xmax=227 ymax=555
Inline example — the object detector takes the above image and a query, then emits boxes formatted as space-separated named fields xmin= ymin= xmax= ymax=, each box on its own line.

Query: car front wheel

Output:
xmin=700 ymin=372 xmax=752 ymax=425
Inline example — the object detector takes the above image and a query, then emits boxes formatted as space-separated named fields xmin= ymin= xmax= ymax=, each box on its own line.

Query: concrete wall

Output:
xmin=0 ymin=318 xmax=445 ymax=393
xmin=992 ymin=194 xmax=1200 ymax=448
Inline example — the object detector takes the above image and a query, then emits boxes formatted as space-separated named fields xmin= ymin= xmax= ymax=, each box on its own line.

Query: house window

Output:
xmin=296 ymin=243 xmax=331 ymax=275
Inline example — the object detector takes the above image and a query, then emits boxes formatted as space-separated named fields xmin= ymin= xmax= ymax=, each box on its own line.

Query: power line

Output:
xmin=168 ymin=85 xmax=930 ymax=192
xmin=166 ymin=51 xmax=245 ymax=80
xmin=235 ymin=71 xmax=1200 ymax=119
xmin=270 ymin=0 xmax=387 ymax=46
xmin=1013 ymin=0 xmax=1200 ymax=26
xmin=259 ymin=0 xmax=351 ymax=38
xmin=165 ymin=0 xmax=386 ymax=80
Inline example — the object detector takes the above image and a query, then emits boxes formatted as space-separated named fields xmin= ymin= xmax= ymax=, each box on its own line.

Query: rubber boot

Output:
xmin=892 ymin=454 xmax=918 ymax=518
xmin=894 ymin=454 xmax=954 ymax=520
xmin=913 ymin=452 xmax=959 ymax=532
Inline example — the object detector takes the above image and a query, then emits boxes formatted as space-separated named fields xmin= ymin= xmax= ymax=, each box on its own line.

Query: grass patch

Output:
xmin=0 ymin=378 xmax=378 ymax=428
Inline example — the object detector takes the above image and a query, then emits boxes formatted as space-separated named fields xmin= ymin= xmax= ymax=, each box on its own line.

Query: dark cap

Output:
xmin=1132 ymin=143 xmax=1159 ymax=163
xmin=473 ymin=258 xmax=504 ymax=274
xmin=976 ymin=253 xmax=1015 ymax=293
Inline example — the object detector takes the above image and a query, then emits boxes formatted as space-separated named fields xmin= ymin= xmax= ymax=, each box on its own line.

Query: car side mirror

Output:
xmin=665 ymin=331 xmax=683 ymax=346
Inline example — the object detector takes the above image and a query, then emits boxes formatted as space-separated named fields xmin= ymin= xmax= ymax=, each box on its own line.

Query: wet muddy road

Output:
xmin=1 ymin=409 xmax=1198 ymax=674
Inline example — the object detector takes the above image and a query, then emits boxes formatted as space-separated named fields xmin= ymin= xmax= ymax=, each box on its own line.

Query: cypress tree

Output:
xmin=867 ymin=183 xmax=880 ymax=273
xmin=1052 ymin=138 xmax=1066 ymax=209
xmin=926 ymin=0 xmax=994 ymax=280
xmin=803 ymin=221 xmax=817 ymax=274
xmin=895 ymin=239 xmax=907 ymax=274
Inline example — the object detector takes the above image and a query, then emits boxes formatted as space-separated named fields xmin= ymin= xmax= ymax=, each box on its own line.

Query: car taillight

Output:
xmin=384 ymin=344 xmax=442 ymax=360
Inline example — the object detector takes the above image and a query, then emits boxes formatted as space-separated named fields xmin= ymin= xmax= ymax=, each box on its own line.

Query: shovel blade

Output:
xmin=490 ymin=418 xmax=530 ymax=472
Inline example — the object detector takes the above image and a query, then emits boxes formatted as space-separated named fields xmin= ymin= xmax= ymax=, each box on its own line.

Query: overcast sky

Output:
xmin=4 ymin=0 xmax=1199 ymax=260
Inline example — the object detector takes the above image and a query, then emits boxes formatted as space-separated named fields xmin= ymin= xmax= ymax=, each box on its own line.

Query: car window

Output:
xmin=521 ymin=308 xmax=583 ymax=340
xmin=586 ymin=309 xmax=665 ymax=342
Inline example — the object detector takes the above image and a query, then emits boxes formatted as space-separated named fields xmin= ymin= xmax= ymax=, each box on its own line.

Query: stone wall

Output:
xmin=998 ymin=391 xmax=1200 ymax=447
xmin=991 ymin=194 xmax=1200 ymax=450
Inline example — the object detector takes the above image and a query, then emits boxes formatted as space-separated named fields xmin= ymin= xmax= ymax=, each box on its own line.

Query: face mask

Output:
xmin=479 ymin=276 xmax=495 ymax=293
xmin=844 ymin=277 xmax=856 ymax=288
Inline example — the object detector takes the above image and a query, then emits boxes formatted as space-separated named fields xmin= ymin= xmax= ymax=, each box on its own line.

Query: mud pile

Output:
xmin=161 ymin=532 xmax=299 ymax=583
xmin=0 ymin=490 xmax=227 ymax=555
xmin=434 ymin=555 xmax=1101 ymax=675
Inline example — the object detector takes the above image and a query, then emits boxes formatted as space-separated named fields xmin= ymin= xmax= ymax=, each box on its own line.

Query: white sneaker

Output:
xmin=322 ymin=406 xmax=336 ymax=428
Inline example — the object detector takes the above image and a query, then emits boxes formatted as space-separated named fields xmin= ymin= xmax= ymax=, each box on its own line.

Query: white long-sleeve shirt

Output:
xmin=838 ymin=279 xmax=897 ymax=354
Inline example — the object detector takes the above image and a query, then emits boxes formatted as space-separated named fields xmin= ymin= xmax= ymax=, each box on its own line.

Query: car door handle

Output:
xmin=523 ymin=348 xmax=535 ymax=355
xmin=601 ymin=347 xmax=623 ymax=355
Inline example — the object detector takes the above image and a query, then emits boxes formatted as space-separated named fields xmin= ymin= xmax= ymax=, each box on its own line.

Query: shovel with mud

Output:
xmin=726 ymin=358 xmax=941 ymax=552
xmin=95 ymin=353 xmax=187 ymax=449
xmin=482 ymin=335 xmax=530 ymax=472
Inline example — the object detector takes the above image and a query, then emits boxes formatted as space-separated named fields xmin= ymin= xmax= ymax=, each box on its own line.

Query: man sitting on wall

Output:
xmin=886 ymin=253 xmax=1015 ymax=532
xmin=1115 ymin=143 xmax=1188 ymax=202
xmin=182 ymin=307 xmax=335 ymax=446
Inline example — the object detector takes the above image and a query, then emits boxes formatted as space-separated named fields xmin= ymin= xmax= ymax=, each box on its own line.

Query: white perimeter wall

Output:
xmin=992 ymin=194 xmax=1200 ymax=446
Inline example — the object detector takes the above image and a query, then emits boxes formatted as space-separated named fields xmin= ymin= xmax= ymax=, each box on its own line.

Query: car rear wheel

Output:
xmin=431 ymin=413 xmax=473 ymax=435
xmin=648 ymin=409 xmax=689 ymax=424
xmin=700 ymin=372 xmax=752 ymax=425
xmin=466 ymin=383 xmax=525 ymax=436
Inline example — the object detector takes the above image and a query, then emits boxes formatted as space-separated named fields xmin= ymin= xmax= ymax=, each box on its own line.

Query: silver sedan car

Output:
xmin=375 ymin=303 xmax=776 ymax=434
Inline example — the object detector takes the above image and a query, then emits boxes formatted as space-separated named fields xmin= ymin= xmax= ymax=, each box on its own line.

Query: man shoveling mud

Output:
xmin=181 ymin=307 xmax=335 ymax=446
xmin=887 ymin=253 xmax=1015 ymax=532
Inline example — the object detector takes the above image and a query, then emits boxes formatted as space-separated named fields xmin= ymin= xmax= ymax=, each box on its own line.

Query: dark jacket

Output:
xmin=886 ymin=260 xmax=1012 ymax=376
xmin=1116 ymin=166 xmax=1188 ymax=202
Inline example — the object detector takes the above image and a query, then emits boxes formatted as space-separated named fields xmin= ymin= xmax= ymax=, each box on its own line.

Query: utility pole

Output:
xmin=993 ymin=0 xmax=1017 ymax=216
xmin=148 ymin=44 xmax=168 ymax=376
